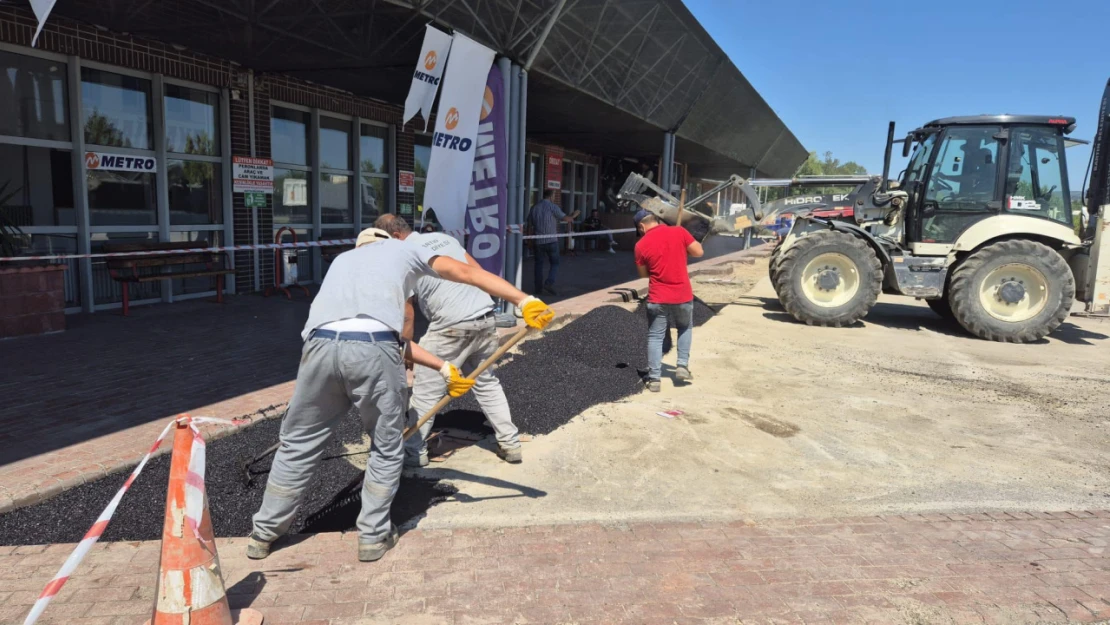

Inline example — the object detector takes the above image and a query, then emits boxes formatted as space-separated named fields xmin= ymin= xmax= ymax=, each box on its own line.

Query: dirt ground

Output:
xmin=400 ymin=257 xmax=1110 ymax=530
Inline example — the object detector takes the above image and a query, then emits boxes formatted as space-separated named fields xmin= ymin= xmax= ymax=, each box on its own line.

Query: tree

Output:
xmin=83 ymin=109 xmax=128 ymax=147
xmin=766 ymin=151 xmax=868 ymax=201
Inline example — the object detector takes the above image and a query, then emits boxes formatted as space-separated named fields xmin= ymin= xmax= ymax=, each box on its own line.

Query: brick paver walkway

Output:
xmin=3 ymin=512 xmax=1109 ymax=624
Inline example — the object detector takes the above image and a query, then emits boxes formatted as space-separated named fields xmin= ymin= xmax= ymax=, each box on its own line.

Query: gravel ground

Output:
xmin=0 ymin=300 xmax=718 ymax=545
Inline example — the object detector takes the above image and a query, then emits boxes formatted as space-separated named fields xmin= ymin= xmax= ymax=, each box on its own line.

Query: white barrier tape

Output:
xmin=0 ymin=239 xmax=361 ymax=262
xmin=520 ymin=227 xmax=635 ymax=241
xmin=0 ymin=226 xmax=637 ymax=262
xmin=22 ymin=418 xmax=177 ymax=625
xmin=22 ymin=415 xmax=246 ymax=625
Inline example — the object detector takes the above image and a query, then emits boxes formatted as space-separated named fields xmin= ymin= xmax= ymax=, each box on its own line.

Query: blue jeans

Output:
xmin=646 ymin=301 xmax=693 ymax=381
xmin=534 ymin=242 xmax=560 ymax=291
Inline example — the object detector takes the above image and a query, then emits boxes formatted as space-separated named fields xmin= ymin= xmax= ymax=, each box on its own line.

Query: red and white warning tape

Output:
xmin=22 ymin=414 xmax=246 ymax=625
xmin=0 ymin=226 xmax=637 ymax=262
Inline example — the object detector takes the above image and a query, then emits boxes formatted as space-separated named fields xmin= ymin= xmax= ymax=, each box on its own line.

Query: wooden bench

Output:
xmin=103 ymin=241 xmax=234 ymax=316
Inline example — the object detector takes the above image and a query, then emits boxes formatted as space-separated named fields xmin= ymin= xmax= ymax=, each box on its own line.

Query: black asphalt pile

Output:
xmin=443 ymin=300 xmax=719 ymax=436
xmin=445 ymin=305 xmax=652 ymax=435
xmin=0 ymin=412 xmax=445 ymax=545
xmin=0 ymin=300 xmax=720 ymax=545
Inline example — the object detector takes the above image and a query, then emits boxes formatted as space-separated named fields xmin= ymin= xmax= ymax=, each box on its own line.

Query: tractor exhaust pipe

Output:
xmin=881 ymin=121 xmax=895 ymax=193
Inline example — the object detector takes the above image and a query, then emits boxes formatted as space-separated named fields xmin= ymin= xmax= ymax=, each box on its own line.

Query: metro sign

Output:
xmin=84 ymin=151 xmax=157 ymax=173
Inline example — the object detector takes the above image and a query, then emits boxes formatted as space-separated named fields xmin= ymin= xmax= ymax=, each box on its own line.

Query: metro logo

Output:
xmin=445 ymin=107 xmax=460 ymax=131
xmin=424 ymin=51 xmax=438 ymax=71
xmin=85 ymin=152 xmax=100 ymax=169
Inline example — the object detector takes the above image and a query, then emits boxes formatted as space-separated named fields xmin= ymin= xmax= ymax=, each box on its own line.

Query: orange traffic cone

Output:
xmin=146 ymin=418 xmax=263 ymax=625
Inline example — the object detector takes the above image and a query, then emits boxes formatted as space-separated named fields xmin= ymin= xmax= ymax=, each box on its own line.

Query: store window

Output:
xmin=319 ymin=115 xmax=352 ymax=225
xmin=319 ymin=116 xmax=350 ymax=170
xmin=164 ymin=84 xmax=218 ymax=155
xmin=168 ymin=160 xmax=221 ymax=225
xmin=88 ymin=170 xmax=157 ymax=226
xmin=360 ymin=124 xmax=389 ymax=223
xmin=0 ymin=144 xmax=75 ymax=226
xmin=271 ymin=106 xmax=309 ymax=166
xmin=527 ymin=153 xmax=541 ymax=208
xmin=273 ymin=168 xmax=310 ymax=224
xmin=0 ymin=50 xmax=69 ymax=141
xmin=320 ymin=172 xmax=351 ymax=224
xmin=81 ymin=68 xmax=153 ymax=149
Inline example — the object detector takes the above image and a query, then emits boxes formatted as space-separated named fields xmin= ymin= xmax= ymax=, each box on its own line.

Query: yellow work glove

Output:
xmin=520 ymin=296 xmax=555 ymax=330
xmin=439 ymin=363 xmax=475 ymax=398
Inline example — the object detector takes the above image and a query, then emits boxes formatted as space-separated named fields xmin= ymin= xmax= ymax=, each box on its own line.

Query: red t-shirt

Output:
xmin=634 ymin=225 xmax=695 ymax=304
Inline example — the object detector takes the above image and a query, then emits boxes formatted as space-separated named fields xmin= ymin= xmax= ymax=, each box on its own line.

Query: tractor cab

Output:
xmin=898 ymin=116 xmax=1076 ymax=246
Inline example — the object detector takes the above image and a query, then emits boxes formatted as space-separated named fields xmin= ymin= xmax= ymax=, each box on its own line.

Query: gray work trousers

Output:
xmin=252 ymin=335 xmax=406 ymax=544
xmin=406 ymin=315 xmax=519 ymax=457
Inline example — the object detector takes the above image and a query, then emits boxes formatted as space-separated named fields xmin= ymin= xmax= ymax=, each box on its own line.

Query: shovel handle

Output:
xmin=403 ymin=324 xmax=533 ymax=440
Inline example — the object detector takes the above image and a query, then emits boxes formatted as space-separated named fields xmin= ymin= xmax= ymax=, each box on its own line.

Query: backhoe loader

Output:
xmin=617 ymin=79 xmax=1110 ymax=343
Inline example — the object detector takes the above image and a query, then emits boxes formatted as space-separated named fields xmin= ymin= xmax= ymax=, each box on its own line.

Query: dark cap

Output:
xmin=632 ymin=209 xmax=652 ymax=225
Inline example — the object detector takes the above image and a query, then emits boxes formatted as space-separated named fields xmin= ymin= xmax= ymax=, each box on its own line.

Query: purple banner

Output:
xmin=466 ymin=66 xmax=507 ymax=275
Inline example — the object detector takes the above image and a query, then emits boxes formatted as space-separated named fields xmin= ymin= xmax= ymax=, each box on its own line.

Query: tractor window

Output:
xmin=1005 ymin=127 xmax=1071 ymax=226
xmin=919 ymin=126 xmax=1000 ymax=243
xmin=903 ymin=134 xmax=936 ymax=186
xmin=924 ymin=126 xmax=1000 ymax=211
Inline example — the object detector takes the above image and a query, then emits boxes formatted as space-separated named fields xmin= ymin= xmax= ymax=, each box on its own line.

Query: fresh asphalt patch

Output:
xmin=0 ymin=301 xmax=719 ymax=545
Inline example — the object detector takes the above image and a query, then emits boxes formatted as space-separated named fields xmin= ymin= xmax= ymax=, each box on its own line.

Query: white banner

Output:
xmin=422 ymin=34 xmax=496 ymax=239
xmin=84 ymin=151 xmax=156 ymax=173
xmin=29 ymin=0 xmax=57 ymax=47
xmin=402 ymin=25 xmax=453 ymax=132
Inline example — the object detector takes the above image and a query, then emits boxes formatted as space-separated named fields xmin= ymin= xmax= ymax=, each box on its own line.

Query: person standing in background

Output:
xmin=526 ymin=188 xmax=573 ymax=295
xmin=633 ymin=209 xmax=703 ymax=393
xmin=581 ymin=208 xmax=616 ymax=254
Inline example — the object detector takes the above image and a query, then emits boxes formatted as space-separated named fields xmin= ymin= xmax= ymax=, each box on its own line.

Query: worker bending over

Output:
xmin=375 ymin=214 xmax=523 ymax=465
xmin=633 ymin=209 xmax=703 ymax=392
xmin=248 ymin=227 xmax=554 ymax=563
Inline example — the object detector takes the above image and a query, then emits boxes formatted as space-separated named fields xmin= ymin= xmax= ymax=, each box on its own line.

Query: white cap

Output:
xmin=356 ymin=228 xmax=391 ymax=247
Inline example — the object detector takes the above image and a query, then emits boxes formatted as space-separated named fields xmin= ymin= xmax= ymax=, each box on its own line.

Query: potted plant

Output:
xmin=1 ymin=181 xmax=67 ymax=338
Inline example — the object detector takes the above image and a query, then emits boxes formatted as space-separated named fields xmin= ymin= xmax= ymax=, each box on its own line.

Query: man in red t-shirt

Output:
xmin=633 ymin=209 xmax=704 ymax=392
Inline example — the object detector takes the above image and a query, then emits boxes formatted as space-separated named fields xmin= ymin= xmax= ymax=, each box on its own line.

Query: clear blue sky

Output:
xmin=685 ymin=0 xmax=1110 ymax=189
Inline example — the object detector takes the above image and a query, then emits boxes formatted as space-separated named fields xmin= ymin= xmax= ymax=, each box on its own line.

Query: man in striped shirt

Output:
xmin=527 ymin=189 xmax=573 ymax=295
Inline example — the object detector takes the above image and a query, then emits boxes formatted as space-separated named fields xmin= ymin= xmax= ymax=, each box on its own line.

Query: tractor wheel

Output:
xmin=926 ymin=297 xmax=955 ymax=320
xmin=774 ymin=230 xmax=883 ymax=327
xmin=768 ymin=242 xmax=784 ymax=294
xmin=948 ymin=240 xmax=1075 ymax=343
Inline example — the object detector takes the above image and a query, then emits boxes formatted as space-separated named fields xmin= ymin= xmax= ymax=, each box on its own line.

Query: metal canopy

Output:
xmin=53 ymin=0 xmax=806 ymax=177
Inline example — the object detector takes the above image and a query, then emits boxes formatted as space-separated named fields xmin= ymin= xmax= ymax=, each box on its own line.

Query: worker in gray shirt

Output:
xmin=375 ymin=215 xmax=522 ymax=465
xmin=248 ymin=227 xmax=555 ymax=563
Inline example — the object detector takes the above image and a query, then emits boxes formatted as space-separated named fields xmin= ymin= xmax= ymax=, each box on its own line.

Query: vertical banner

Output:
xmin=545 ymin=148 xmax=564 ymax=189
xmin=402 ymin=25 xmax=453 ymax=131
xmin=466 ymin=66 xmax=507 ymax=274
xmin=29 ymin=0 xmax=57 ymax=47
xmin=422 ymin=33 xmax=496 ymax=239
